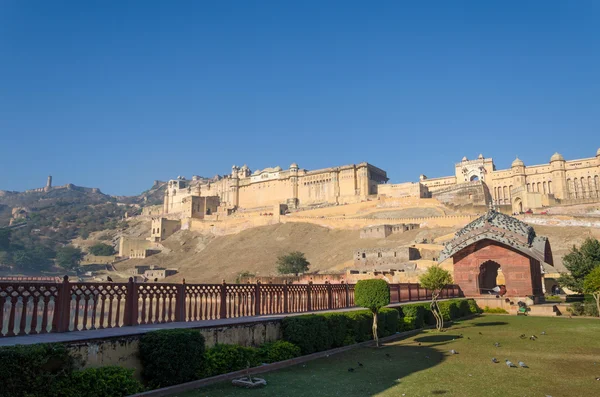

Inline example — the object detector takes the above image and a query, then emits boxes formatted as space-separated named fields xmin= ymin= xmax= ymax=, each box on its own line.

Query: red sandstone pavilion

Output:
xmin=439 ymin=210 xmax=551 ymax=298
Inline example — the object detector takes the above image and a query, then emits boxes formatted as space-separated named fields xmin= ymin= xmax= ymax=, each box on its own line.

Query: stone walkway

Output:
xmin=0 ymin=300 xmax=433 ymax=347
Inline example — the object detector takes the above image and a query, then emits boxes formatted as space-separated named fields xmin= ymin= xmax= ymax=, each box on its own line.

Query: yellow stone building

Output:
xmin=163 ymin=162 xmax=388 ymax=216
xmin=419 ymin=149 xmax=600 ymax=212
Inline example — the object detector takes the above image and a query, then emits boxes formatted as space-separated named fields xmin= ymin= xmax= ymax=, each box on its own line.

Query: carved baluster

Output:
xmin=7 ymin=295 xmax=18 ymax=336
xmin=30 ymin=291 xmax=40 ymax=334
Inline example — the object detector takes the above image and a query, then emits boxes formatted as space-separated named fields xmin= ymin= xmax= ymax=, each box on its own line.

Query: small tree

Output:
xmin=276 ymin=251 xmax=310 ymax=276
xmin=419 ymin=266 xmax=453 ymax=331
xmin=558 ymin=238 xmax=600 ymax=293
xmin=88 ymin=243 xmax=116 ymax=256
xmin=56 ymin=246 xmax=84 ymax=271
xmin=583 ymin=266 xmax=600 ymax=317
xmin=354 ymin=279 xmax=390 ymax=347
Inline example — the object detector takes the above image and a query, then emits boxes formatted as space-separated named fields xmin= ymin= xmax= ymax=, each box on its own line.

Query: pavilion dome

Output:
xmin=550 ymin=152 xmax=565 ymax=162
xmin=511 ymin=157 xmax=524 ymax=167
xmin=290 ymin=162 xmax=298 ymax=169
xmin=462 ymin=156 xmax=468 ymax=162
xmin=596 ymin=148 xmax=600 ymax=156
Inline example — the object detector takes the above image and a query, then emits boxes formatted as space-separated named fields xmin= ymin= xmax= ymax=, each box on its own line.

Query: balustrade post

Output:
xmin=344 ymin=281 xmax=350 ymax=307
xmin=124 ymin=277 xmax=138 ymax=326
xmin=283 ymin=281 xmax=289 ymax=314
xmin=54 ymin=276 xmax=72 ymax=332
xmin=326 ymin=282 xmax=332 ymax=310
xmin=175 ymin=279 xmax=186 ymax=322
xmin=255 ymin=282 xmax=261 ymax=316
xmin=220 ymin=281 xmax=227 ymax=319
xmin=307 ymin=282 xmax=312 ymax=312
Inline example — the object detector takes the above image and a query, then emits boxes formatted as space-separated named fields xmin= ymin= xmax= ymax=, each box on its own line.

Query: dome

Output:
xmin=511 ymin=157 xmax=524 ymax=167
xmin=462 ymin=156 xmax=468 ymax=162
xmin=478 ymin=154 xmax=484 ymax=159
xmin=596 ymin=148 xmax=600 ymax=156
xmin=253 ymin=169 xmax=261 ymax=175
xmin=290 ymin=163 xmax=298 ymax=169
xmin=274 ymin=166 xmax=282 ymax=172
xmin=550 ymin=152 xmax=564 ymax=162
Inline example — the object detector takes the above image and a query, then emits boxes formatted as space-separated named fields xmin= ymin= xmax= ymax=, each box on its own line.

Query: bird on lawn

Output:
xmin=531 ymin=335 xmax=538 ymax=339
xmin=541 ymin=331 xmax=546 ymax=335
xmin=494 ymin=342 xmax=500 ymax=347
xmin=385 ymin=353 xmax=391 ymax=358
xmin=529 ymin=336 xmax=536 ymax=341
xmin=518 ymin=361 xmax=528 ymax=368
xmin=519 ymin=334 xmax=526 ymax=339
xmin=348 ymin=368 xmax=354 ymax=372
xmin=358 ymin=362 xmax=363 ymax=367
xmin=479 ymin=332 xmax=483 ymax=335
xmin=595 ymin=377 xmax=600 ymax=381
xmin=449 ymin=349 xmax=458 ymax=355
xmin=505 ymin=360 xmax=517 ymax=368
xmin=491 ymin=358 xmax=499 ymax=363
xmin=106 ymin=276 xmax=114 ymax=282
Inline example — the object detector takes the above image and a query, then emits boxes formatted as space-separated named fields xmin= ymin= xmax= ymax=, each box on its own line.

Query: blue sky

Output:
xmin=1 ymin=1 xmax=598 ymax=196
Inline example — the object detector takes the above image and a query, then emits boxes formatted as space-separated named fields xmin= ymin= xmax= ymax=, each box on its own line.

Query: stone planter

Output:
xmin=232 ymin=377 xmax=267 ymax=388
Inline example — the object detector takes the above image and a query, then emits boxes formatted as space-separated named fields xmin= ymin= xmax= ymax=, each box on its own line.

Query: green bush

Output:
xmin=398 ymin=316 xmax=417 ymax=332
xmin=204 ymin=344 xmax=261 ymax=377
xmin=281 ymin=314 xmax=332 ymax=354
xmin=438 ymin=300 xmax=461 ymax=321
xmin=0 ymin=343 xmax=76 ymax=397
xmin=482 ymin=306 xmax=508 ymax=314
xmin=569 ymin=302 xmax=585 ymax=315
xmin=378 ymin=307 xmax=399 ymax=337
xmin=584 ymin=303 xmax=599 ymax=317
xmin=343 ymin=310 xmax=374 ymax=343
xmin=457 ymin=299 xmax=471 ymax=317
xmin=322 ymin=313 xmax=350 ymax=347
xmin=139 ymin=329 xmax=206 ymax=389
xmin=258 ymin=341 xmax=301 ymax=363
xmin=55 ymin=366 xmax=143 ymax=397
xmin=399 ymin=304 xmax=425 ymax=328
xmin=88 ymin=243 xmax=116 ymax=256
xmin=467 ymin=298 xmax=482 ymax=314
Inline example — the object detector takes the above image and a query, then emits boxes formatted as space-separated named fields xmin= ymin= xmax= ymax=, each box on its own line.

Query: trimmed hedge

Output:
xmin=139 ymin=328 xmax=206 ymax=389
xmin=0 ymin=344 xmax=141 ymax=397
xmin=396 ymin=299 xmax=481 ymax=325
xmin=54 ymin=366 xmax=143 ymax=397
xmin=0 ymin=343 xmax=76 ymax=397
xmin=203 ymin=344 xmax=261 ymax=377
xmin=282 ymin=309 xmax=398 ymax=355
xmin=258 ymin=340 xmax=301 ymax=363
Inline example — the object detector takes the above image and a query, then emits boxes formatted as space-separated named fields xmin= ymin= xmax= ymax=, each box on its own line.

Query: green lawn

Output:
xmin=180 ymin=315 xmax=600 ymax=397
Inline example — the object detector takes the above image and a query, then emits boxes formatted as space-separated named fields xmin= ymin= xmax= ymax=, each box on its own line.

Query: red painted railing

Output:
xmin=0 ymin=277 xmax=462 ymax=337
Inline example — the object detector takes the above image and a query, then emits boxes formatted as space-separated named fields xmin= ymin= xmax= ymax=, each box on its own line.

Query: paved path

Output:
xmin=0 ymin=300 xmax=434 ymax=347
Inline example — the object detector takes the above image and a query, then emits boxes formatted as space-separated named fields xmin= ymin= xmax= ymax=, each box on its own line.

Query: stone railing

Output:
xmin=0 ymin=277 xmax=461 ymax=337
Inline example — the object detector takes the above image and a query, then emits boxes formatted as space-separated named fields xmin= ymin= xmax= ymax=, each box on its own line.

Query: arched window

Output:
xmin=537 ymin=182 xmax=541 ymax=193
xmin=595 ymin=175 xmax=599 ymax=197
xmin=548 ymin=181 xmax=552 ymax=194
xmin=509 ymin=185 xmax=513 ymax=198
xmin=588 ymin=176 xmax=594 ymax=198
xmin=573 ymin=179 xmax=578 ymax=198
xmin=527 ymin=183 xmax=531 ymax=192
xmin=378 ymin=252 xmax=382 ymax=258
xmin=503 ymin=186 xmax=508 ymax=201
xmin=581 ymin=177 xmax=587 ymax=198
xmin=543 ymin=182 xmax=547 ymax=194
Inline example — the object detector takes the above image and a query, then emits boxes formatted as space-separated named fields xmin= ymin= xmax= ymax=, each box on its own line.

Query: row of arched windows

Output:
xmin=567 ymin=175 xmax=600 ymax=199
xmin=526 ymin=181 xmax=552 ymax=194
xmin=493 ymin=185 xmax=513 ymax=203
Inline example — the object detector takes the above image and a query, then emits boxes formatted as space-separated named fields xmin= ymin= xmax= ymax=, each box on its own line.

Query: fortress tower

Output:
xmin=45 ymin=175 xmax=52 ymax=192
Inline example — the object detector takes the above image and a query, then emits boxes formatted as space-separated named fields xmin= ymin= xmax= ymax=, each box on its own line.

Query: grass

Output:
xmin=180 ymin=315 xmax=600 ymax=397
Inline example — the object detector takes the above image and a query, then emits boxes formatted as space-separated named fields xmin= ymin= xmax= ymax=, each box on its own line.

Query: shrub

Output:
xmin=281 ymin=315 xmax=332 ymax=354
xmin=88 ymin=243 xmax=116 ymax=256
xmin=400 ymin=304 xmax=425 ymax=328
xmin=398 ymin=316 xmax=417 ymax=332
xmin=0 ymin=343 xmax=76 ymax=397
xmin=139 ymin=329 xmax=205 ymax=389
xmin=569 ymin=302 xmax=585 ymax=315
xmin=378 ymin=307 xmax=399 ymax=337
xmin=204 ymin=344 xmax=261 ymax=377
xmin=55 ymin=366 xmax=142 ymax=397
xmin=584 ymin=303 xmax=599 ymax=317
xmin=343 ymin=310 xmax=373 ymax=343
xmin=482 ymin=306 xmax=508 ymax=314
xmin=467 ymin=299 xmax=482 ymax=314
xmin=322 ymin=313 xmax=350 ymax=347
xmin=258 ymin=341 xmax=301 ymax=363
xmin=458 ymin=299 xmax=471 ymax=317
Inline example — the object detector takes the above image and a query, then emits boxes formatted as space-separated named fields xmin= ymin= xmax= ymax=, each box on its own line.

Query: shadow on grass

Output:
xmin=473 ymin=321 xmax=508 ymax=327
xmin=191 ymin=344 xmax=448 ymax=397
xmin=413 ymin=334 xmax=462 ymax=343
